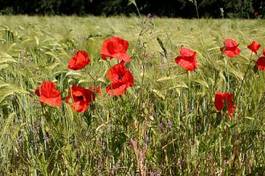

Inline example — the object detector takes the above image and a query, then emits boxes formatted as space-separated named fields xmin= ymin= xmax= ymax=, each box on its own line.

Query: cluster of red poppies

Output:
xmin=174 ymin=39 xmax=265 ymax=118
xmin=36 ymin=36 xmax=265 ymax=117
xmin=35 ymin=36 xmax=134 ymax=112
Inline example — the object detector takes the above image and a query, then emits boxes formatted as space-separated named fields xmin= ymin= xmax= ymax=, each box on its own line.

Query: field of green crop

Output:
xmin=0 ymin=16 xmax=265 ymax=175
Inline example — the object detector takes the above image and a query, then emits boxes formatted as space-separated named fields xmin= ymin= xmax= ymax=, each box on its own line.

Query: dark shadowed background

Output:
xmin=0 ymin=0 xmax=264 ymax=18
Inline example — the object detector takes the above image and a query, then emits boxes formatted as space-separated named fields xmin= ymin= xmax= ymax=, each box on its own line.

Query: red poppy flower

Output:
xmin=68 ymin=50 xmax=90 ymax=70
xmin=101 ymin=36 xmax=131 ymax=63
xmin=214 ymin=92 xmax=236 ymax=118
xmin=256 ymin=56 xmax=265 ymax=71
xmin=247 ymin=41 xmax=261 ymax=54
xmin=35 ymin=81 xmax=62 ymax=107
xmin=175 ymin=47 xmax=197 ymax=71
xmin=106 ymin=62 xmax=134 ymax=96
xmin=263 ymin=48 xmax=265 ymax=56
xmin=66 ymin=85 xmax=95 ymax=112
xmin=221 ymin=39 xmax=240 ymax=58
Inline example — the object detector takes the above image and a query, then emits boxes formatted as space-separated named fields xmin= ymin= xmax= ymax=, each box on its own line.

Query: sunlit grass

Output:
xmin=0 ymin=16 xmax=264 ymax=175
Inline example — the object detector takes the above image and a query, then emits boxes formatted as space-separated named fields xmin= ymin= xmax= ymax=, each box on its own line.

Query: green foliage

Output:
xmin=0 ymin=16 xmax=265 ymax=175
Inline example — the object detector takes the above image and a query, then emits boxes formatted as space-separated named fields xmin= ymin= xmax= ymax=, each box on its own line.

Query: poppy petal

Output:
xmin=215 ymin=92 xmax=225 ymax=111
xmin=180 ymin=48 xmax=196 ymax=57
xmin=36 ymin=81 xmax=62 ymax=107
xmin=175 ymin=56 xmax=197 ymax=71
xmin=106 ymin=82 xmax=128 ymax=96
xmin=222 ymin=39 xmax=240 ymax=58
xmin=247 ymin=41 xmax=261 ymax=54
xmin=68 ymin=50 xmax=90 ymax=70
xmin=256 ymin=56 xmax=265 ymax=71
xmin=100 ymin=36 xmax=130 ymax=63
xmin=214 ymin=91 xmax=235 ymax=118
xmin=223 ymin=48 xmax=240 ymax=58
xmin=66 ymin=85 xmax=95 ymax=112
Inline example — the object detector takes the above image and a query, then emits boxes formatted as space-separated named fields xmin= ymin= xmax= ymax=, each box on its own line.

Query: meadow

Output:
xmin=0 ymin=16 xmax=265 ymax=175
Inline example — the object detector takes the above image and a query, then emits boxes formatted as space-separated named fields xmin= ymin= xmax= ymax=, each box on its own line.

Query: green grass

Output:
xmin=0 ymin=16 xmax=265 ymax=175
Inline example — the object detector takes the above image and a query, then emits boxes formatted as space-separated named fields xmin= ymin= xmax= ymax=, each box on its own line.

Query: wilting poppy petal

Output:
xmin=247 ymin=41 xmax=261 ymax=54
xmin=68 ymin=50 xmax=90 ymax=70
xmin=35 ymin=81 xmax=62 ymax=107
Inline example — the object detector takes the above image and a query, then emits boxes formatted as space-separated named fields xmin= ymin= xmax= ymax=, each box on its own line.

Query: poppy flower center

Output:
xmin=76 ymin=95 xmax=84 ymax=101
xmin=117 ymin=71 xmax=124 ymax=80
